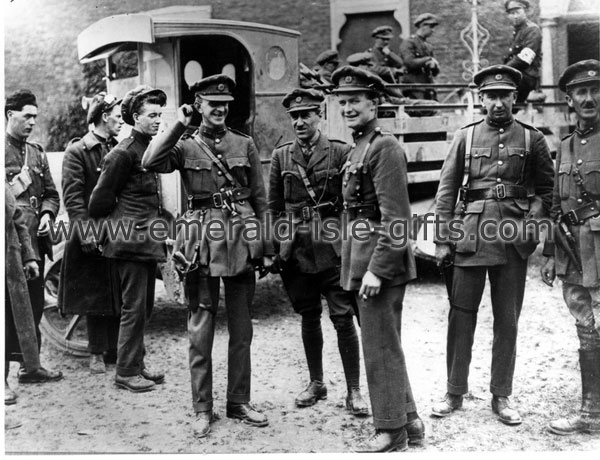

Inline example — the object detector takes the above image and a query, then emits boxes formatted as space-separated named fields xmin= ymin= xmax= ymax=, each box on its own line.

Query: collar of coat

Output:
xmin=290 ymin=132 xmax=331 ymax=171
xmin=486 ymin=116 xmax=515 ymax=128
xmin=199 ymin=124 xmax=227 ymax=139
xmin=84 ymin=131 xmax=115 ymax=151
xmin=6 ymin=132 xmax=26 ymax=149
xmin=352 ymin=118 xmax=379 ymax=140
xmin=574 ymin=121 xmax=599 ymax=138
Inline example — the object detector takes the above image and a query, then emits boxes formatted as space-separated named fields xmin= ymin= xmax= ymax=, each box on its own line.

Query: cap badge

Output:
xmin=217 ymin=83 xmax=225 ymax=92
xmin=344 ymin=75 xmax=354 ymax=84
xmin=589 ymin=70 xmax=597 ymax=77
xmin=295 ymin=96 xmax=303 ymax=103
xmin=495 ymin=74 xmax=503 ymax=81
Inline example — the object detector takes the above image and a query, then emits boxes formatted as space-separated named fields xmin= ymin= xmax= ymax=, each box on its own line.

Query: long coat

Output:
xmin=400 ymin=34 xmax=439 ymax=84
xmin=5 ymin=184 xmax=41 ymax=369
xmin=340 ymin=119 xmax=417 ymax=290
xmin=268 ymin=133 xmax=350 ymax=273
xmin=58 ymin=131 xmax=116 ymax=315
xmin=504 ymin=19 xmax=542 ymax=80
xmin=142 ymin=122 xmax=271 ymax=277
xmin=435 ymin=117 xmax=554 ymax=267
xmin=550 ymin=125 xmax=600 ymax=287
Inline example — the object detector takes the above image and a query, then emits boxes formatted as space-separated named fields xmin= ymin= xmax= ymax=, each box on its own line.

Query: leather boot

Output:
xmin=492 ymin=396 xmax=522 ymax=425
xmin=431 ymin=393 xmax=463 ymax=417
xmin=405 ymin=413 xmax=425 ymax=445
xmin=345 ymin=387 xmax=369 ymax=416
xmin=353 ymin=428 xmax=408 ymax=453
xmin=548 ymin=349 xmax=600 ymax=435
xmin=295 ymin=380 xmax=327 ymax=407
xmin=192 ymin=411 xmax=214 ymax=438
xmin=5 ymin=381 xmax=17 ymax=405
xmin=89 ymin=354 xmax=106 ymax=374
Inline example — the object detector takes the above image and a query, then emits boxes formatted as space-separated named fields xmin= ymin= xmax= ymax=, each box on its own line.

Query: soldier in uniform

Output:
xmin=331 ymin=66 xmax=423 ymax=452
xmin=5 ymin=89 xmax=63 ymax=384
xmin=268 ymin=88 xmax=368 ymax=416
xmin=367 ymin=26 xmax=405 ymax=84
xmin=142 ymin=74 xmax=272 ymax=438
xmin=541 ymin=59 xmax=600 ymax=436
xmin=432 ymin=65 xmax=554 ymax=425
xmin=503 ymin=0 xmax=542 ymax=103
xmin=315 ymin=50 xmax=340 ymax=85
xmin=59 ymin=92 xmax=124 ymax=374
xmin=89 ymin=86 xmax=168 ymax=393
xmin=400 ymin=13 xmax=441 ymax=101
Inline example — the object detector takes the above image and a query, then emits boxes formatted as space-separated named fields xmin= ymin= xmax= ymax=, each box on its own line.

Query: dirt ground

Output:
xmin=4 ymin=250 xmax=600 ymax=454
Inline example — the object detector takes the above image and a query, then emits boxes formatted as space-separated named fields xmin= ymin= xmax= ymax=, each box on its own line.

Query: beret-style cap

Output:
xmin=86 ymin=92 xmax=122 ymax=125
xmin=414 ymin=13 xmax=439 ymax=28
xmin=347 ymin=52 xmax=374 ymax=67
xmin=121 ymin=85 xmax=166 ymax=126
xmin=371 ymin=25 xmax=394 ymax=39
xmin=316 ymin=50 xmax=339 ymax=66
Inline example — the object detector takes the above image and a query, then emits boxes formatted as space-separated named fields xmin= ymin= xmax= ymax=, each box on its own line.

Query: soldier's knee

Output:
xmin=576 ymin=324 xmax=600 ymax=350
xmin=330 ymin=314 xmax=355 ymax=332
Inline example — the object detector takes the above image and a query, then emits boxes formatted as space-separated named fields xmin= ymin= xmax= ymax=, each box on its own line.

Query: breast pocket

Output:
xmin=558 ymin=163 xmax=572 ymax=200
xmin=183 ymin=158 xmax=213 ymax=193
xmin=507 ymin=147 xmax=527 ymax=180
xmin=225 ymin=156 xmax=251 ymax=187
xmin=583 ymin=161 xmax=600 ymax=195
xmin=282 ymin=171 xmax=306 ymax=203
xmin=470 ymin=148 xmax=492 ymax=178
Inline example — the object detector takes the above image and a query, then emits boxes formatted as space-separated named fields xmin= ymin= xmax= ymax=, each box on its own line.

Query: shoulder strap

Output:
xmin=461 ymin=125 xmax=475 ymax=189
xmin=525 ymin=128 xmax=531 ymax=153
xmin=193 ymin=134 xmax=239 ymax=187
xmin=295 ymin=163 xmax=319 ymax=204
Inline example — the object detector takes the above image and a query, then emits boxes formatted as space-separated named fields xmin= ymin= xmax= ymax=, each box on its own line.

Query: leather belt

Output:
xmin=188 ymin=187 xmax=251 ymax=210
xmin=292 ymin=202 xmax=338 ymax=222
xmin=16 ymin=195 xmax=41 ymax=210
xmin=345 ymin=203 xmax=381 ymax=221
xmin=464 ymin=184 xmax=527 ymax=202
xmin=561 ymin=201 xmax=600 ymax=226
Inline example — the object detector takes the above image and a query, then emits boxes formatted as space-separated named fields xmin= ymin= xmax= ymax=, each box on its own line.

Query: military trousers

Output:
xmin=355 ymin=283 xmax=416 ymax=429
xmin=447 ymin=245 xmax=528 ymax=397
xmin=113 ymin=259 xmax=157 ymax=377
xmin=87 ymin=315 xmax=120 ymax=354
xmin=561 ymin=282 xmax=600 ymax=349
xmin=188 ymin=271 xmax=255 ymax=413
xmin=26 ymin=255 xmax=45 ymax=352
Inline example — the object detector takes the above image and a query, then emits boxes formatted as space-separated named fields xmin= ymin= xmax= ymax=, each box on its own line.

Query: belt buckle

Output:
xmin=29 ymin=196 xmax=39 ymax=209
xmin=495 ymin=184 xmax=506 ymax=200
xmin=212 ymin=192 xmax=224 ymax=208
xmin=301 ymin=206 xmax=312 ymax=221
xmin=565 ymin=209 xmax=579 ymax=226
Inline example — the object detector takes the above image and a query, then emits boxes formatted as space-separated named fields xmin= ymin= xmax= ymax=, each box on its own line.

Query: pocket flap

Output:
xmin=558 ymin=163 xmax=572 ymax=175
xmin=584 ymin=161 xmax=600 ymax=176
xmin=508 ymin=147 xmax=526 ymax=158
xmin=590 ymin=216 xmax=600 ymax=231
xmin=184 ymin=158 xmax=212 ymax=170
xmin=225 ymin=156 xmax=250 ymax=169
xmin=471 ymin=147 xmax=491 ymax=158
xmin=465 ymin=200 xmax=485 ymax=214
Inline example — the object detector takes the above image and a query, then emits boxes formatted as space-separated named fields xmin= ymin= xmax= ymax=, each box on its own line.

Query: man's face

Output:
xmin=481 ymin=90 xmax=516 ymax=123
xmin=374 ymin=36 xmax=390 ymax=50
xmin=134 ymin=102 xmax=163 ymax=137
xmin=322 ymin=61 xmax=339 ymax=74
xmin=337 ymin=92 xmax=377 ymax=130
xmin=507 ymin=7 xmax=528 ymax=28
xmin=6 ymin=104 xmax=38 ymax=140
xmin=196 ymin=98 xmax=229 ymax=130
xmin=419 ymin=23 xmax=436 ymax=38
xmin=290 ymin=109 xmax=320 ymax=143
xmin=104 ymin=104 xmax=124 ymax=138
xmin=566 ymin=83 xmax=600 ymax=125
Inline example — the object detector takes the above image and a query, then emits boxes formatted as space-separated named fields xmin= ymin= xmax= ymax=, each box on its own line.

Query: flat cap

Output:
xmin=5 ymin=89 xmax=37 ymax=112
xmin=190 ymin=74 xmax=236 ymax=102
xmin=331 ymin=66 xmax=385 ymax=93
xmin=414 ymin=13 xmax=439 ymax=28
xmin=121 ymin=85 xmax=167 ymax=126
xmin=473 ymin=65 xmax=522 ymax=92
xmin=558 ymin=59 xmax=600 ymax=92
xmin=347 ymin=52 xmax=374 ymax=67
xmin=371 ymin=25 xmax=394 ymax=39
xmin=86 ymin=92 xmax=122 ymax=125
xmin=316 ymin=50 xmax=339 ymax=66
xmin=504 ymin=0 xmax=530 ymax=11
xmin=282 ymin=88 xmax=324 ymax=113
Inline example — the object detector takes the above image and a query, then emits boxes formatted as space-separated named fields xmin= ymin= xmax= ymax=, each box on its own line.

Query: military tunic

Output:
xmin=341 ymin=119 xmax=417 ymax=430
xmin=367 ymin=47 xmax=404 ymax=83
xmin=143 ymin=121 xmax=270 ymax=413
xmin=504 ymin=19 xmax=542 ymax=102
xmin=435 ymin=116 xmax=554 ymax=396
xmin=5 ymin=133 xmax=60 ymax=351
xmin=400 ymin=34 xmax=439 ymax=100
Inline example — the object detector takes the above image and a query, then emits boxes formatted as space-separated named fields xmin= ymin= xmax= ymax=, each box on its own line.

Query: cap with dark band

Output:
xmin=191 ymin=74 xmax=236 ymax=102
xmin=414 ymin=13 xmax=439 ymax=28
xmin=316 ymin=50 xmax=339 ymax=66
xmin=504 ymin=0 xmax=530 ymax=11
xmin=473 ymin=65 xmax=522 ymax=92
xmin=331 ymin=66 xmax=385 ymax=93
xmin=558 ymin=59 xmax=600 ymax=93
xmin=121 ymin=85 xmax=167 ymax=126
xmin=282 ymin=88 xmax=324 ymax=113
xmin=347 ymin=52 xmax=374 ymax=67
xmin=371 ymin=25 xmax=394 ymax=39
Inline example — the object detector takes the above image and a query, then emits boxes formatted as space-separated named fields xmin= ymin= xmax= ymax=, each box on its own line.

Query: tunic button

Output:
xmin=499 ymin=143 xmax=504 ymax=148
xmin=220 ymin=188 xmax=225 ymax=192
xmin=343 ymin=181 xmax=348 ymax=186
xmin=217 ymin=171 xmax=223 ymax=176
xmin=351 ymin=143 xmax=356 ymax=148
xmin=577 ymin=198 xmax=583 ymax=204
xmin=499 ymin=128 xmax=504 ymax=134
xmin=581 ymin=139 xmax=588 ymax=145
xmin=40 ymin=173 xmax=44 ymax=177
xmin=498 ymin=160 xmax=503 ymax=165
xmin=496 ymin=178 xmax=502 ymax=183
xmin=217 ymin=154 xmax=223 ymax=159
xmin=215 ymin=139 xmax=221 ymax=144
xmin=577 ymin=159 xmax=583 ymax=165
xmin=196 ymin=166 xmax=200 ymax=170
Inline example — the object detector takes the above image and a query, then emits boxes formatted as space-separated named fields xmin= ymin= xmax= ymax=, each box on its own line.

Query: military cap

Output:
xmin=121 ymin=85 xmax=167 ymax=126
xmin=5 ymin=89 xmax=37 ymax=113
xmin=190 ymin=74 xmax=236 ymax=102
xmin=473 ymin=65 xmax=522 ymax=92
xmin=558 ymin=59 xmax=600 ymax=93
xmin=282 ymin=88 xmax=324 ymax=113
xmin=371 ymin=25 xmax=394 ymax=39
xmin=331 ymin=66 xmax=385 ymax=93
xmin=414 ymin=13 xmax=439 ymax=28
xmin=316 ymin=50 xmax=339 ymax=66
xmin=504 ymin=0 xmax=529 ymax=11
xmin=86 ymin=92 xmax=122 ymax=125
xmin=347 ymin=52 xmax=374 ymax=67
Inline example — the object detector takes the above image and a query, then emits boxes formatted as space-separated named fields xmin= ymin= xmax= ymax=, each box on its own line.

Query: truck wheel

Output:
xmin=40 ymin=242 xmax=90 ymax=357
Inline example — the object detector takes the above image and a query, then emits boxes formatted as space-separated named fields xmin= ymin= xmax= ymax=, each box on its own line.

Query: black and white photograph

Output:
xmin=3 ymin=0 xmax=600 ymax=454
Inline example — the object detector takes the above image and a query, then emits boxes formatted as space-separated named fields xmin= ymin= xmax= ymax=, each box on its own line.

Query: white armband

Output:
xmin=517 ymin=47 xmax=536 ymax=65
